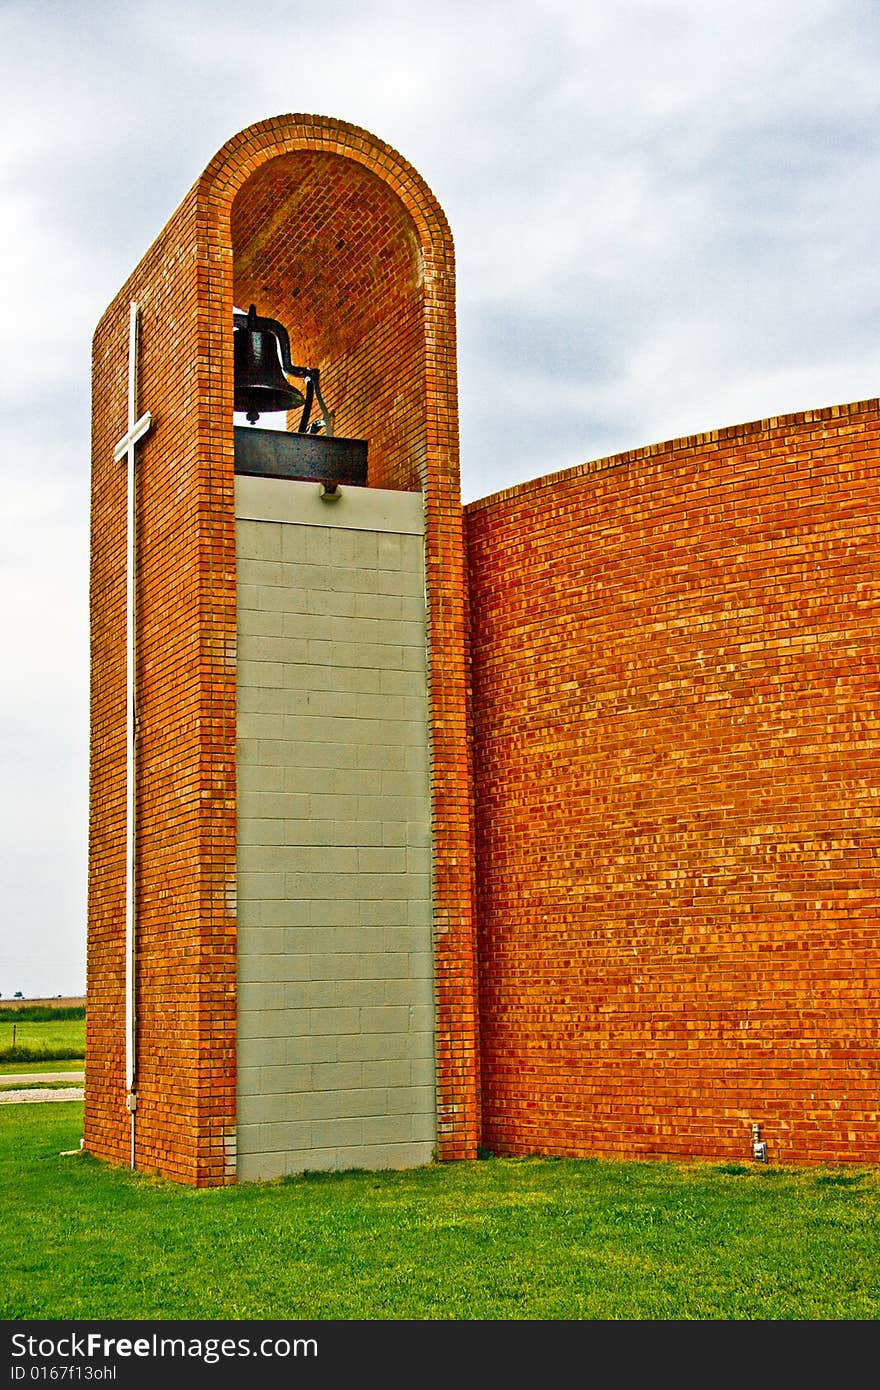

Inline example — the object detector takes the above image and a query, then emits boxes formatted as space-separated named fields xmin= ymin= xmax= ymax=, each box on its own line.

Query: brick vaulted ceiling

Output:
xmin=231 ymin=152 xmax=425 ymax=486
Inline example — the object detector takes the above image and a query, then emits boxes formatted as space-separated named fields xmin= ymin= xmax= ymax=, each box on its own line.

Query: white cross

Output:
xmin=113 ymin=301 xmax=152 ymax=1108
xmin=113 ymin=306 xmax=153 ymax=464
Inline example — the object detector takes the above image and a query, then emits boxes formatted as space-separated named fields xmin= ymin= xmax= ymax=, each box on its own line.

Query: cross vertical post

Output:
xmin=113 ymin=301 xmax=152 ymax=1163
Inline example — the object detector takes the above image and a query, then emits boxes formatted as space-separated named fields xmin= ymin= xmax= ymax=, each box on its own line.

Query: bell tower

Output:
xmin=86 ymin=116 xmax=479 ymax=1185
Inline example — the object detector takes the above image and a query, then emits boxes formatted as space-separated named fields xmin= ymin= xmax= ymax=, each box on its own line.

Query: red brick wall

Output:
xmin=86 ymin=116 xmax=479 ymax=1183
xmin=466 ymin=400 xmax=880 ymax=1166
xmin=87 ymin=187 xmax=238 ymax=1184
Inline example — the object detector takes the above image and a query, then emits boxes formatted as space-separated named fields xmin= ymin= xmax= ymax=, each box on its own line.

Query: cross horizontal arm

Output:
xmin=113 ymin=410 xmax=153 ymax=462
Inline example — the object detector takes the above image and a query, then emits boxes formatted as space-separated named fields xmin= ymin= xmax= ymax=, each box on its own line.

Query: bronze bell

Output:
xmin=233 ymin=304 xmax=306 ymax=423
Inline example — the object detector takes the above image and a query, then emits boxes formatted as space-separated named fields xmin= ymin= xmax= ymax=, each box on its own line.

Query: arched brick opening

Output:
xmin=230 ymin=152 xmax=426 ymax=492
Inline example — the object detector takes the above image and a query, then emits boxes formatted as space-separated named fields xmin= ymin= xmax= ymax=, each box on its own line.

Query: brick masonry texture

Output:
xmin=466 ymin=400 xmax=880 ymax=1166
xmin=88 ymin=112 xmax=878 ymax=1183
xmin=86 ymin=116 xmax=478 ymax=1185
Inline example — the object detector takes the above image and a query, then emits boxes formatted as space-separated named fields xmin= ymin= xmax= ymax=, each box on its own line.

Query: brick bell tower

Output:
xmin=86 ymin=116 xmax=479 ymax=1185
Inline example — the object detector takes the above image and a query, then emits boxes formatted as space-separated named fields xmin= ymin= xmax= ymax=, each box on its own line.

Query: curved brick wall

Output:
xmin=87 ymin=116 xmax=478 ymax=1184
xmin=466 ymin=400 xmax=880 ymax=1165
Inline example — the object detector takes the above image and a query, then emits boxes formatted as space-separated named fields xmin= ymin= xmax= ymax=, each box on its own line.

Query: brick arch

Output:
xmin=202 ymin=114 xmax=455 ymax=260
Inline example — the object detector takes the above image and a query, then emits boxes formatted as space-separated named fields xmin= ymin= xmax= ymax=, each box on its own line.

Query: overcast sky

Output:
xmin=1 ymin=0 xmax=878 ymax=998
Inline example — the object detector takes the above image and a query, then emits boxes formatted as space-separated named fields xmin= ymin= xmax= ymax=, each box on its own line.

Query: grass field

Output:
xmin=2 ymin=1103 xmax=878 ymax=1321
xmin=0 ymin=1014 xmax=85 ymax=1064
xmin=0 ymin=1058 xmax=83 ymax=1076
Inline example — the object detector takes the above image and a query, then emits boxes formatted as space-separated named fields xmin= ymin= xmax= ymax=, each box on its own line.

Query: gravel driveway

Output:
xmin=0 ymin=1071 xmax=84 ymax=1104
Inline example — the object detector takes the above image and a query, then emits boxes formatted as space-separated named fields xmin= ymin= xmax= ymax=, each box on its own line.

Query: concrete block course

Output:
xmin=236 ymin=479 xmax=438 ymax=1181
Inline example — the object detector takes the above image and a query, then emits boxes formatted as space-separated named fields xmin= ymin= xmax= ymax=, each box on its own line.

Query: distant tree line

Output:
xmin=0 ymin=1005 xmax=86 ymax=1022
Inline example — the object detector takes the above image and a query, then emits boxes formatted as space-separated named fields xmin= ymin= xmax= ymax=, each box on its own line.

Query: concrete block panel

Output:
xmin=311 ymin=1119 xmax=365 ymax=1150
xmin=362 ymin=1114 xmax=415 ymax=1146
xmin=236 ymin=482 xmax=437 ymax=1182
xmin=320 ymin=1143 xmax=415 ymax=1173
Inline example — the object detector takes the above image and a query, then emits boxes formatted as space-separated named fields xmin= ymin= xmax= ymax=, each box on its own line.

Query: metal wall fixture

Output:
xmin=751 ymin=1123 xmax=768 ymax=1163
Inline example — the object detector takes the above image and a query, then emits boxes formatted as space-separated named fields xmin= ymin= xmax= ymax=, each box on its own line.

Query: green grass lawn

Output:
xmin=0 ymin=1015 xmax=85 ymax=1064
xmin=0 ymin=1058 xmax=83 ymax=1076
xmin=0 ymin=1079 xmax=83 ymax=1091
xmin=2 ymin=1103 xmax=878 ymax=1321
